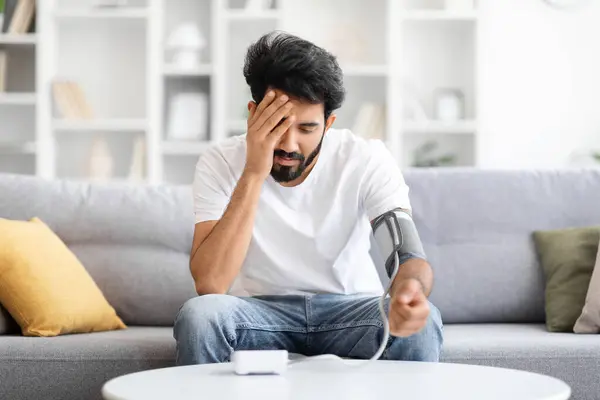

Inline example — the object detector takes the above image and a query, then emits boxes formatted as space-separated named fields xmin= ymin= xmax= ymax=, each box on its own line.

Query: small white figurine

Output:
xmin=166 ymin=23 xmax=207 ymax=69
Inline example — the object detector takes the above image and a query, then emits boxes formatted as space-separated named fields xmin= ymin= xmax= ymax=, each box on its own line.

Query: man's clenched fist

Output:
xmin=389 ymin=278 xmax=430 ymax=337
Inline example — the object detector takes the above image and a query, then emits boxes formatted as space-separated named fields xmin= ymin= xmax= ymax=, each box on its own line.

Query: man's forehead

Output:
xmin=269 ymin=88 xmax=324 ymax=115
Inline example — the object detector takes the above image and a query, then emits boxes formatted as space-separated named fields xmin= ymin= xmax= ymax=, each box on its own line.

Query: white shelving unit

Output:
xmin=53 ymin=8 xmax=149 ymax=19
xmin=401 ymin=10 xmax=478 ymax=21
xmin=225 ymin=9 xmax=281 ymax=21
xmin=398 ymin=0 xmax=479 ymax=168
xmin=163 ymin=63 xmax=212 ymax=77
xmin=0 ymin=15 xmax=38 ymax=176
xmin=404 ymin=120 xmax=478 ymax=135
xmin=0 ymin=92 xmax=36 ymax=105
xmin=161 ymin=141 xmax=213 ymax=155
xmin=0 ymin=0 xmax=481 ymax=184
xmin=53 ymin=118 xmax=148 ymax=132
xmin=0 ymin=33 xmax=37 ymax=44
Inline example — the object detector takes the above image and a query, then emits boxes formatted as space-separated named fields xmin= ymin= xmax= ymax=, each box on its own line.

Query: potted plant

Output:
xmin=412 ymin=140 xmax=457 ymax=168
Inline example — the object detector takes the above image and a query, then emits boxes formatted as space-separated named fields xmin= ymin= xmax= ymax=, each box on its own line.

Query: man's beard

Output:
xmin=270 ymin=134 xmax=324 ymax=183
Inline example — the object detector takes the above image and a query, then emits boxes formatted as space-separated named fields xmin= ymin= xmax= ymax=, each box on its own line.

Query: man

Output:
xmin=174 ymin=31 xmax=443 ymax=365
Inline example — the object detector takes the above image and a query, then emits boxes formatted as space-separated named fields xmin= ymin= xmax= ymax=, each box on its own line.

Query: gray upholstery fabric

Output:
xmin=0 ymin=327 xmax=176 ymax=400
xmin=442 ymin=324 xmax=600 ymax=400
xmin=69 ymin=244 xmax=197 ymax=326
xmin=0 ymin=174 xmax=194 ymax=253
xmin=0 ymin=174 xmax=197 ymax=326
xmin=403 ymin=168 xmax=600 ymax=324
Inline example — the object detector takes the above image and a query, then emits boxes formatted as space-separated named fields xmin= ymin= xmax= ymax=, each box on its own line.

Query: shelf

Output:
xmin=225 ymin=10 xmax=282 ymax=21
xmin=53 ymin=119 xmax=147 ymax=132
xmin=343 ymin=65 xmax=388 ymax=77
xmin=401 ymin=10 xmax=478 ymax=21
xmin=0 ymin=141 xmax=36 ymax=154
xmin=228 ymin=120 xmax=248 ymax=132
xmin=0 ymin=93 xmax=36 ymax=105
xmin=163 ymin=64 xmax=212 ymax=77
xmin=54 ymin=7 xmax=149 ymax=19
xmin=0 ymin=34 xmax=37 ymax=45
xmin=403 ymin=120 xmax=477 ymax=134
xmin=162 ymin=141 xmax=213 ymax=155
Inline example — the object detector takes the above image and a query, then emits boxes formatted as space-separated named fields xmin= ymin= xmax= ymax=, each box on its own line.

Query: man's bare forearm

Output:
xmin=390 ymin=257 xmax=433 ymax=298
xmin=190 ymin=172 xmax=264 ymax=294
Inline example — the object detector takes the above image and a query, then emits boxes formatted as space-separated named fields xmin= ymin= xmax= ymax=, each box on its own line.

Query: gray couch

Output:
xmin=0 ymin=169 xmax=599 ymax=400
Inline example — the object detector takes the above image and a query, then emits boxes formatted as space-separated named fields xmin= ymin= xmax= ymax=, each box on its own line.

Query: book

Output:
xmin=88 ymin=137 xmax=114 ymax=181
xmin=352 ymin=102 xmax=385 ymax=140
xmin=351 ymin=103 xmax=375 ymax=139
xmin=7 ymin=0 xmax=35 ymax=34
xmin=52 ymin=81 xmax=77 ymax=118
xmin=128 ymin=135 xmax=146 ymax=182
xmin=52 ymin=80 xmax=95 ymax=119
xmin=2 ymin=0 xmax=18 ymax=33
xmin=68 ymin=82 xmax=94 ymax=119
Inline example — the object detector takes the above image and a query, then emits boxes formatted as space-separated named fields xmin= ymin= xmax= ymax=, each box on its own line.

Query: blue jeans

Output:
xmin=173 ymin=294 xmax=443 ymax=366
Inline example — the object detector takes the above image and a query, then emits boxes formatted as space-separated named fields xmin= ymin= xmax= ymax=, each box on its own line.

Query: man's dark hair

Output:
xmin=243 ymin=31 xmax=345 ymax=121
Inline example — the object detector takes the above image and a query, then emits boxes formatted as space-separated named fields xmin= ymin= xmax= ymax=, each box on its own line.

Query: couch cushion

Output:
xmin=441 ymin=323 xmax=600 ymax=400
xmin=0 ymin=327 xmax=176 ymax=400
xmin=0 ymin=174 xmax=197 ymax=326
xmin=575 ymin=239 xmax=600 ymax=333
xmin=532 ymin=225 xmax=600 ymax=332
xmin=0 ymin=217 xmax=126 ymax=336
xmin=69 ymin=244 xmax=197 ymax=326
xmin=403 ymin=168 xmax=600 ymax=323
xmin=3 ymin=169 xmax=600 ymax=326
xmin=0 ymin=174 xmax=193 ymax=252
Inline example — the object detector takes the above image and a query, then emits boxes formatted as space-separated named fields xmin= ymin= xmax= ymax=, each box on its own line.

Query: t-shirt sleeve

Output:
xmin=192 ymin=150 xmax=231 ymax=224
xmin=360 ymin=140 xmax=412 ymax=222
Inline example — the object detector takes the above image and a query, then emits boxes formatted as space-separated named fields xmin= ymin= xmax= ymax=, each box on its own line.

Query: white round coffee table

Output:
xmin=102 ymin=359 xmax=571 ymax=400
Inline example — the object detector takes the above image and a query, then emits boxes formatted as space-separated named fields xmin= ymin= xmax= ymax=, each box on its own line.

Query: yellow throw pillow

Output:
xmin=0 ymin=217 xmax=126 ymax=336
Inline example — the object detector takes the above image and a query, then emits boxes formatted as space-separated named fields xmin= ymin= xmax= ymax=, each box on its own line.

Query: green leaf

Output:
xmin=438 ymin=155 xmax=456 ymax=165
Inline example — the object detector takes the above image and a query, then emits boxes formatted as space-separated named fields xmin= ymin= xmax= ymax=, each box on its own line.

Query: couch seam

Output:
xmin=0 ymin=357 xmax=174 ymax=362
xmin=443 ymin=356 xmax=600 ymax=360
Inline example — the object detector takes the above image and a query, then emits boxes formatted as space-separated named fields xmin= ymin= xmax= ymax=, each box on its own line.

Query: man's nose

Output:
xmin=276 ymin=130 xmax=299 ymax=154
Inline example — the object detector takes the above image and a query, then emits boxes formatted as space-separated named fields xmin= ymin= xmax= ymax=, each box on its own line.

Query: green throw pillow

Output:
xmin=533 ymin=226 xmax=600 ymax=332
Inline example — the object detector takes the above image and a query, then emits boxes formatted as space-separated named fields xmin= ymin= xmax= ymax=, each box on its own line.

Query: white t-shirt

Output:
xmin=192 ymin=128 xmax=412 ymax=297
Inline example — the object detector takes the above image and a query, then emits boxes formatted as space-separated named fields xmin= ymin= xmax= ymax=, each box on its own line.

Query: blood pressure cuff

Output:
xmin=371 ymin=208 xmax=427 ymax=279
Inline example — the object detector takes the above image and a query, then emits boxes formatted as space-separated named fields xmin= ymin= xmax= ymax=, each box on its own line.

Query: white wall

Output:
xmin=478 ymin=0 xmax=600 ymax=169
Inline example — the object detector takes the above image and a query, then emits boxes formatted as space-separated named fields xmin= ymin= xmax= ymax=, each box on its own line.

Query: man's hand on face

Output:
xmin=389 ymin=278 xmax=430 ymax=337
xmin=244 ymin=90 xmax=295 ymax=180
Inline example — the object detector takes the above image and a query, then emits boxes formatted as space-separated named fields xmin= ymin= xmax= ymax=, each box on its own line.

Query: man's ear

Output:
xmin=248 ymin=101 xmax=257 ymax=119
xmin=324 ymin=113 xmax=336 ymax=133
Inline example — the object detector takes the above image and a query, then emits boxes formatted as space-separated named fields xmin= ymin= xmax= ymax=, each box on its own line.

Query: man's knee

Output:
xmin=174 ymin=294 xmax=239 ymax=335
xmin=174 ymin=294 xmax=244 ymax=365
xmin=385 ymin=301 xmax=444 ymax=362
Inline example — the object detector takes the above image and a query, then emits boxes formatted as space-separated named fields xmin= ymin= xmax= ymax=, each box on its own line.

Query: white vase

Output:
xmin=166 ymin=23 xmax=206 ymax=67
xmin=172 ymin=50 xmax=202 ymax=69
xmin=435 ymin=89 xmax=464 ymax=122
xmin=167 ymin=93 xmax=209 ymax=141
